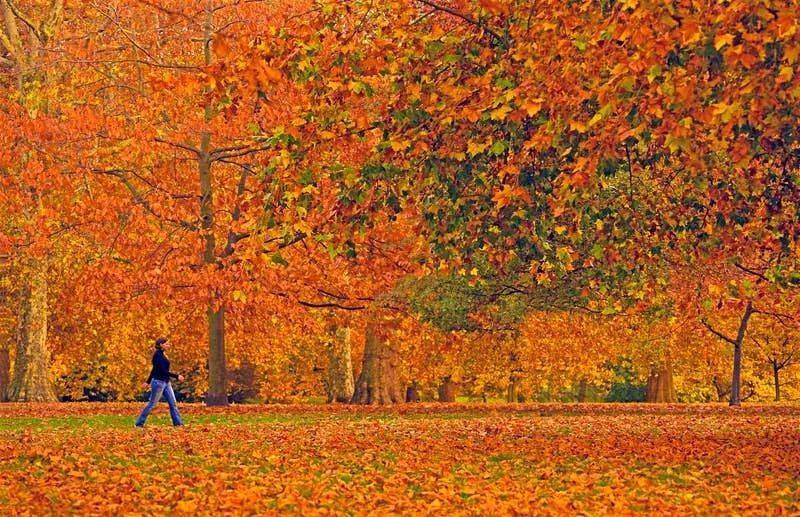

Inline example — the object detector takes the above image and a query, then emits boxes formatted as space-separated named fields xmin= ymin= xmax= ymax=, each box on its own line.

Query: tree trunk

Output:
xmin=198 ymin=1 xmax=227 ymax=407
xmin=205 ymin=303 xmax=228 ymax=406
xmin=325 ymin=327 xmax=354 ymax=403
xmin=1 ymin=5 xmax=62 ymax=403
xmin=773 ymin=361 xmax=781 ymax=402
xmin=351 ymin=319 xmax=403 ymax=404
xmin=0 ymin=347 xmax=10 ymax=401
xmin=646 ymin=363 xmax=676 ymax=403
xmin=437 ymin=376 xmax=456 ymax=402
xmin=576 ymin=378 xmax=588 ymax=402
xmin=8 ymin=260 xmax=56 ymax=402
xmin=506 ymin=375 xmax=519 ymax=403
xmin=730 ymin=342 xmax=743 ymax=406
xmin=730 ymin=301 xmax=754 ymax=407
xmin=405 ymin=381 xmax=420 ymax=402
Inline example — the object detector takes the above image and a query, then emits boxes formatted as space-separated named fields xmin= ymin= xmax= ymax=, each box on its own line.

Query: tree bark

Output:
xmin=201 ymin=141 xmax=227 ymax=406
xmin=730 ymin=301 xmax=754 ymax=407
xmin=506 ymin=374 xmax=519 ymax=403
xmin=0 ymin=346 xmax=10 ymax=401
xmin=437 ymin=375 xmax=456 ymax=402
xmin=1 ymin=0 xmax=63 ymax=404
xmin=205 ymin=303 xmax=228 ymax=406
xmin=645 ymin=363 xmax=676 ymax=403
xmin=351 ymin=319 xmax=403 ymax=404
xmin=8 ymin=259 xmax=56 ymax=401
xmin=199 ymin=3 xmax=227 ymax=406
xmin=772 ymin=361 xmax=781 ymax=402
xmin=325 ymin=327 xmax=355 ymax=403
xmin=405 ymin=381 xmax=420 ymax=402
xmin=576 ymin=378 xmax=588 ymax=402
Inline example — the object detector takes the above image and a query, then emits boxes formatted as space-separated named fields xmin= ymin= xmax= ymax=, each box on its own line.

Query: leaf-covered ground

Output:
xmin=1 ymin=404 xmax=799 ymax=514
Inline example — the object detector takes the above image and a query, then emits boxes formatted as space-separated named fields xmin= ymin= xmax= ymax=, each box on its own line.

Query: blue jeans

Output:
xmin=135 ymin=379 xmax=183 ymax=426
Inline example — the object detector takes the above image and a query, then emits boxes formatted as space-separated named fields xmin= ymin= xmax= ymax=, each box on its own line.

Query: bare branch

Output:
xmin=154 ymin=137 xmax=201 ymax=155
xmin=95 ymin=5 xmax=160 ymax=63
xmin=298 ymin=300 xmax=366 ymax=311
xmin=754 ymin=308 xmax=795 ymax=326
xmin=271 ymin=290 xmax=366 ymax=311
xmin=92 ymin=168 xmax=198 ymax=231
xmin=212 ymin=144 xmax=272 ymax=162
xmin=221 ymin=163 xmax=251 ymax=258
xmin=414 ymin=0 xmax=505 ymax=45
xmin=133 ymin=0 xmax=194 ymax=23
xmin=733 ymin=262 xmax=770 ymax=282
xmin=701 ymin=319 xmax=736 ymax=346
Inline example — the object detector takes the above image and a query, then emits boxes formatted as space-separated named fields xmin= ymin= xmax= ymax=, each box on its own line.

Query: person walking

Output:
xmin=135 ymin=337 xmax=184 ymax=427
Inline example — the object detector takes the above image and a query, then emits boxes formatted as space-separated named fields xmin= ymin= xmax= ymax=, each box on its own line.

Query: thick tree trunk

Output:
xmin=773 ymin=361 xmax=781 ymax=402
xmin=8 ymin=261 xmax=56 ymax=402
xmin=0 ymin=347 xmax=10 ymax=401
xmin=506 ymin=375 xmax=519 ymax=403
xmin=1 ymin=1 xmax=63 ymax=404
xmin=646 ymin=363 xmax=676 ymax=403
xmin=325 ymin=327 xmax=355 ymax=403
xmin=351 ymin=319 xmax=403 ymax=404
xmin=205 ymin=303 xmax=228 ymax=406
xmin=437 ymin=376 xmax=456 ymax=402
xmin=198 ymin=2 xmax=227 ymax=407
xmin=730 ymin=301 xmax=754 ymax=407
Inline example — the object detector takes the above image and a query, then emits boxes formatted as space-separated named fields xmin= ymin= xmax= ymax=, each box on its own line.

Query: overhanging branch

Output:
xmin=414 ymin=0 xmax=505 ymax=45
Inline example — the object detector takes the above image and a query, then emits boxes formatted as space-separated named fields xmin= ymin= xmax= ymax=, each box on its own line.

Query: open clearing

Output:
xmin=1 ymin=403 xmax=799 ymax=514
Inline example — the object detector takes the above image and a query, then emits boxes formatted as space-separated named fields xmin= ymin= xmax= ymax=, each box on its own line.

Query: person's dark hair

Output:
xmin=154 ymin=337 xmax=168 ymax=350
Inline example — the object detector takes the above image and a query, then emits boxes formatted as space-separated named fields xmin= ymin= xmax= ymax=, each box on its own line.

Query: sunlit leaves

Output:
xmin=2 ymin=404 xmax=800 ymax=514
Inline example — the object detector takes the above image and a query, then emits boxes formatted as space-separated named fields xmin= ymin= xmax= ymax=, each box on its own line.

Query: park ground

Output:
xmin=1 ymin=404 xmax=799 ymax=515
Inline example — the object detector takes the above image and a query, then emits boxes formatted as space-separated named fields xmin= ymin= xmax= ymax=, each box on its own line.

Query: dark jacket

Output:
xmin=146 ymin=349 xmax=179 ymax=383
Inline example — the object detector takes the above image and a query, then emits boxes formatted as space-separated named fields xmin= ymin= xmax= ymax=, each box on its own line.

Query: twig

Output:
xmin=414 ymin=0 xmax=505 ymax=45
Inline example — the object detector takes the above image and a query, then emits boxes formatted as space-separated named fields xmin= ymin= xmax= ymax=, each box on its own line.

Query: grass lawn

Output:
xmin=1 ymin=403 xmax=798 ymax=514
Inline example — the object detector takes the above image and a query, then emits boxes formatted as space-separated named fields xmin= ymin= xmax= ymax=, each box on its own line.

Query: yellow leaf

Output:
xmin=389 ymin=139 xmax=411 ymax=152
xmin=714 ymin=33 xmax=734 ymax=50
xmin=522 ymin=98 xmax=544 ymax=117
xmin=777 ymin=66 xmax=794 ymax=85
xmin=786 ymin=45 xmax=799 ymax=65
xmin=569 ymin=120 xmax=588 ymax=133
xmin=490 ymin=105 xmax=512 ymax=121
xmin=467 ymin=140 xmax=490 ymax=156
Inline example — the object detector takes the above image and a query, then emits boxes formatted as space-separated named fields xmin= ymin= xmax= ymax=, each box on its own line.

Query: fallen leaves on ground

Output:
xmin=1 ymin=404 xmax=798 ymax=514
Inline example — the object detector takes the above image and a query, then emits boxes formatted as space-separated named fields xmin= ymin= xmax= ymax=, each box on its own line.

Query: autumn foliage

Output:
xmin=0 ymin=0 xmax=797 ymax=402
xmin=1 ymin=0 xmax=800 ymax=511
